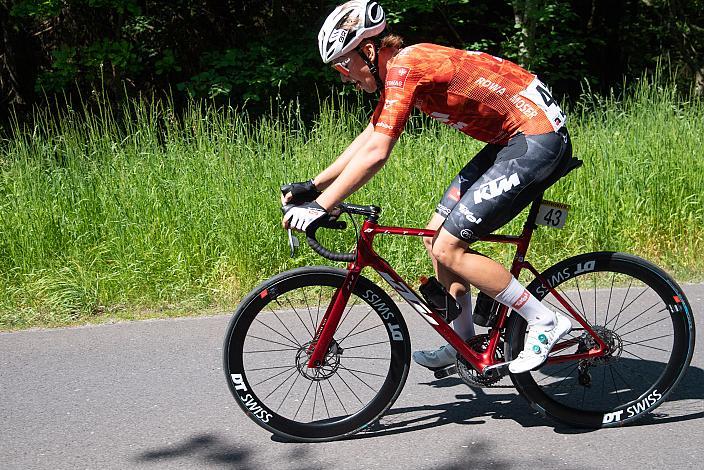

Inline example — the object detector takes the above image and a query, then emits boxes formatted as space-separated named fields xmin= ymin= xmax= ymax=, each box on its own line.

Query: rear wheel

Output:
xmin=507 ymin=252 xmax=695 ymax=427
xmin=223 ymin=266 xmax=411 ymax=441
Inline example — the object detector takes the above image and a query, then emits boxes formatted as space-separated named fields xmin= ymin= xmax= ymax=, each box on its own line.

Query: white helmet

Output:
xmin=318 ymin=1 xmax=386 ymax=64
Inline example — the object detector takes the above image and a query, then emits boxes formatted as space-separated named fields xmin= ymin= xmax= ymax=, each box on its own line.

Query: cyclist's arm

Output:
xmin=312 ymin=123 xmax=375 ymax=191
xmin=316 ymin=131 xmax=396 ymax=210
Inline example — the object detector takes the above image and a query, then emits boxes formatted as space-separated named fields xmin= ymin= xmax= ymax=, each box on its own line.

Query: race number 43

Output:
xmin=536 ymin=200 xmax=570 ymax=229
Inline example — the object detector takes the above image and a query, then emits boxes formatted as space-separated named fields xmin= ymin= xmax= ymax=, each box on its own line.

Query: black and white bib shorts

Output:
xmin=436 ymin=127 xmax=572 ymax=243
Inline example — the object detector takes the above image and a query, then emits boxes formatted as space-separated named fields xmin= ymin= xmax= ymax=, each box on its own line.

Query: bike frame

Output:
xmin=306 ymin=197 xmax=608 ymax=374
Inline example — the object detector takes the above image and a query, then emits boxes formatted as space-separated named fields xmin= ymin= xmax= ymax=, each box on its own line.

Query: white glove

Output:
xmin=283 ymin=201 xmax=327 ymax=232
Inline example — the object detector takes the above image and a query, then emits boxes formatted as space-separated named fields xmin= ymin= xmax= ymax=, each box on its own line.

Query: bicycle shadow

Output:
xmin=341 ymin=360 xmax=704 ymax=440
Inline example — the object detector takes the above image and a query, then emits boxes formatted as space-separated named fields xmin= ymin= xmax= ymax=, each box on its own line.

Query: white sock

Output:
xmin=494 ymin=277 xmax=555 ymax=328
xmin=452 ymin=292 xmax=475 ymax=340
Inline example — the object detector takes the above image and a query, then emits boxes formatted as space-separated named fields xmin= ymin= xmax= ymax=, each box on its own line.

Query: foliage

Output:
xmin=1 ymin=77 xmax=702 ymax=328
xmin=1 ymin=0 xmax=703 ymax=120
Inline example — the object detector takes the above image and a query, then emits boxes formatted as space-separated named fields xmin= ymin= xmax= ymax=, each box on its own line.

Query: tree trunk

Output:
xmin=511 ymin=0 xmax=538 ymax=67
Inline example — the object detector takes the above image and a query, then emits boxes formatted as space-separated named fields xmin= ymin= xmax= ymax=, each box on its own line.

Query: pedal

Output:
xmin=433 ymin=364 xmax=457 ymax=379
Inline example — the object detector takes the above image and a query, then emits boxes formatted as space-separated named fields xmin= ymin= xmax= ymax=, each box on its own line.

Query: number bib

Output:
xmin=536 ymin=200 xmax=570 ymax=229
xmin=520 ymin=77 xmax=566 ymax=131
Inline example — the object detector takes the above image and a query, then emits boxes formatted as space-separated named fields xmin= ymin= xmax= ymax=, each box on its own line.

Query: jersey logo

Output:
xmin=383 ymin=99 xmax=399 ymax=110
xmin=473 ymin=173 xmax=521 ymax=204
xmin=386 ymin=67 xmax=410 ymax=88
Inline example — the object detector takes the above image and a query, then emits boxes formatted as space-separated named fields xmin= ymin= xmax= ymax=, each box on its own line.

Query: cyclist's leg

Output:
xmin=414 ymin=145 xmax=499 ymax=368
xmin=422 ymin=142 xmax=500 ymax=302
xmin=432 ymin=129 xmax=573 ymax=372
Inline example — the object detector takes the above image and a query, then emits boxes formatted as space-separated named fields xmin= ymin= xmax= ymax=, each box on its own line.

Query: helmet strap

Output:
xmin=356 ymin=45 xmax=384 ymax=92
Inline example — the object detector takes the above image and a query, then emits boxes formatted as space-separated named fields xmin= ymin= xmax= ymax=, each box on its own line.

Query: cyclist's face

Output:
xmin=332 ymin=51 xmax=377 ymax=93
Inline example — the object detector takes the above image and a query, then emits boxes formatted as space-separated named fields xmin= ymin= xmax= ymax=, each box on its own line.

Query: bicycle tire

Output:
xmin=223 ymin=266 xmax=411 ymax=442
xmin=506 ymin=252 xmax=695 ymax=428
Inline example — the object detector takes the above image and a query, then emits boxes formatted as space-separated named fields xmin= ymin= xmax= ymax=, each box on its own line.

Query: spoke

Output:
xmin=622 ymin=349 xmax=650 ymax=362
xmin=254 ymin=318 xmax=301 ymax=348
xmin=622 ymin=333 xmax=673 ymax=344
xmin=612 ymin=301 xmax=662 ymax=332
xmin=554 ymin=286 xmax=585 ymax=320
xmin=611 ymin=278 xmax=634 ymax=331
xmin=277 ymin=368 xmax=303 ymax=412
xmin=618 ymin=359 xmax=662 ymax=385
xmin=279 ymin=297 xmax=314 ymax=338
xmin=267 ymin=305 xmax=303 ymax=347
xmin=339 ymin=365 xmax=381 ymax=392
xmin=263 ymin=368 xmax=299 ymax=400
xmin=338 ymin=297 xmax=361 ymax=334
xmin=621 ymin=341 xmax=671 ymax=353
xmin=244 ymin=347 xmax=299 ymax=353
xmin=610 ymin=364 xmax=635 ymax=393
xmin=294 ymin=377 xmax=316 ymax=420
xmin=327 ymin=377 xmax=349 ymax=414
xmin=320 ymin=380 xmax=331 ymax=419
xmin=248 ymin=364 xmax=297 ymax=372
xmin=312 ymin=380 xmax=320 ymax=421
xmin=301 ymin=288 xmax=317 ymax=334
xmin=253 ymin=365 xmax=298 ymax=387
xmin=339 ymin=322 xmax=383 ymax=343
xmin=574 ymin=277 xmax=587 ymax=323
xmin=315 ymin=285 xmax=325 ymax=333
xmin=342 ymin=355 xmax=389 ymax=360
xmin=248 ymin=333 xmax=299 ymax=350
xmin=338 ymin=365 xmax=386 ymax=378
xmin=543 ymin=363 xmax=579 ymax=390
xmin=335 ymin=370 xmax=365 ymax=405
xmin=338 ymin=307 xmax=375 ymax=344
xmin=608 ymin=365 xmax=621 ymax=402
xmin=538 ymin=362 xmax=581 ymax=384
xmin=343 ymin=340 xmax=389 ymax=350
xmin=544 ymin=298 xmax=573 ymax=318
xmin=620 ymin=314 xmax=670 ymax=337
xmin=604 ymin=272 xmax=616 ymax=326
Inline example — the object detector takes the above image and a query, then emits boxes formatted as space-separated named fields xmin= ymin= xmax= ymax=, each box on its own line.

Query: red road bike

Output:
xmin=224 ymin=158 xmax=695 ymax=442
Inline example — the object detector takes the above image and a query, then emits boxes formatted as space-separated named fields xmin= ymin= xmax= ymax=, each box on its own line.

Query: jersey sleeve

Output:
xmin=370 ymin=63 xmax=422 ymax=138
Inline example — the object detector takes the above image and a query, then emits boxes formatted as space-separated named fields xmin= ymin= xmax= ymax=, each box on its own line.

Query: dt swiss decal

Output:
xmin=386 ymin=67 xmax=410 ymax=88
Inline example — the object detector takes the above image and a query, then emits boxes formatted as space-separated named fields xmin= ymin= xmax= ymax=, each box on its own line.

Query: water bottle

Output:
xmin=418 ymin=276 xmax=461 ymax=323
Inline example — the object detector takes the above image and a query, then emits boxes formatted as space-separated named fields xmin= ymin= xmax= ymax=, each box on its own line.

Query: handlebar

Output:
xmin=281 ymin=202 xmax=381 ymax=262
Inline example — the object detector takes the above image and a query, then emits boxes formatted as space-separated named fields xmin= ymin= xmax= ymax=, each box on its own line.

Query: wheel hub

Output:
xmin=578 ymin=325 xmax=623 ymax=366
xmin=296 ymin=339 xmax=342 ymax=380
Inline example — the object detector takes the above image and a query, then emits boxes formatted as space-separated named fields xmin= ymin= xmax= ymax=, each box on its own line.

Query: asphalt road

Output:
xmin=2 ymin=284 xmax=702 ymax=470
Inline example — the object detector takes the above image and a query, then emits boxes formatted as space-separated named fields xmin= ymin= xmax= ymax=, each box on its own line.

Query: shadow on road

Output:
xmin=348 ymin=361 xmax=704 ymax=439
xmin=134 ymin=433 xmax=321 ymax=470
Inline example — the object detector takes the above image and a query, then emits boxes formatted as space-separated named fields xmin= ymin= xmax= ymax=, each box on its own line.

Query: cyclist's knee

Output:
xmin=423 ymin=213 xmax=445 ymax=254
xmin=430 ymin=230 xmax=466 ymax=269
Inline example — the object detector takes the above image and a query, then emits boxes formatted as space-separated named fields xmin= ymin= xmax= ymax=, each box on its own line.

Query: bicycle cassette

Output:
xmin=456 ymin=334 xmax=506 ymax=388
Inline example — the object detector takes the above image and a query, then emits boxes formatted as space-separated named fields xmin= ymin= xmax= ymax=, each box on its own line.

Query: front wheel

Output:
xmin=507 ymin=252 xmax=695 ymax=428
xmin=223 ymin=266 xmax=411 ymax=442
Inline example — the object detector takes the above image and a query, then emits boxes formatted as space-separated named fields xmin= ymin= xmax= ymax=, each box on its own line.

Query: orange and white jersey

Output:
xmin=371 ymin=43 xmax=566 ymax=144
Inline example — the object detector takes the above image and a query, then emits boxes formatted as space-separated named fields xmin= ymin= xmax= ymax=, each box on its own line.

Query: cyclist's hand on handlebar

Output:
xmin=282 ymin=201 xmax=328 ymax=232
xmin=280 ymin=179 xmax=321 ymax=205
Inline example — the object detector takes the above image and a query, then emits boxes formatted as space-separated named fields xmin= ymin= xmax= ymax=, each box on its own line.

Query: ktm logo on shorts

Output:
xmin=474 ymin=173 xmax=521 ymax=204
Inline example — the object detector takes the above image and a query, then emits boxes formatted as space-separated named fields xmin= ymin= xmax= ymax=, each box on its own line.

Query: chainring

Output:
xmin=456 ymin=334 xmax=506 ymax=388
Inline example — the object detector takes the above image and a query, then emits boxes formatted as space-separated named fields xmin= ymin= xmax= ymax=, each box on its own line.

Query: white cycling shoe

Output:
xmin=509 ymin=312 xmax=572 ymax=374
xmin=412 ymin=343 xmax=457 ymax=370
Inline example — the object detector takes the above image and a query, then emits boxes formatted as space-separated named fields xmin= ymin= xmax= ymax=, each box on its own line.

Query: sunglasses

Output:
xmin=332 ymin=57 xmax=352 ymax=76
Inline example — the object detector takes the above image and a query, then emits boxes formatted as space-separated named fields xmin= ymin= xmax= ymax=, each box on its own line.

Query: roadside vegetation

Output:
xmin=1 ymin=77 xmax=702 ymax=329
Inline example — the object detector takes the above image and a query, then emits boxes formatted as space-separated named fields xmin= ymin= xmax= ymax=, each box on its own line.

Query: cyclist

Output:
xmin=282 ymin=0 xmax=573 ymax=374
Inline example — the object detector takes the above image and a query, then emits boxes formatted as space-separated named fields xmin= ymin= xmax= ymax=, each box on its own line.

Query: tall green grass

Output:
xmin=1 ymin=78 xmax=702 ymax=328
